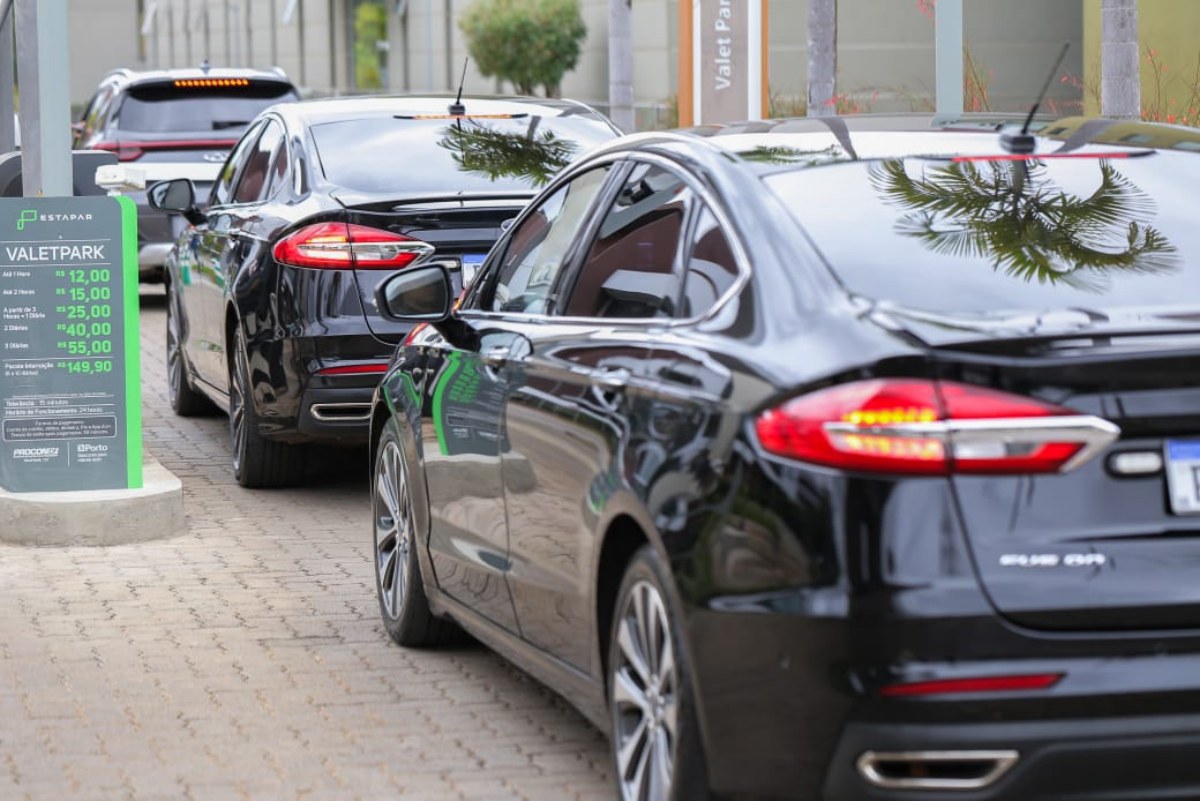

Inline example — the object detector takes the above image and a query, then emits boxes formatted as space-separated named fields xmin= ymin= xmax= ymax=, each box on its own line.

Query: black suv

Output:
xmin=74 ymin=66 xmax=298 ymax=282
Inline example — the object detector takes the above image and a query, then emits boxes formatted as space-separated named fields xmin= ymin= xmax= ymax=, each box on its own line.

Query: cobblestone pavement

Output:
xmin=0 ymin=289 xmax=614 ymax=801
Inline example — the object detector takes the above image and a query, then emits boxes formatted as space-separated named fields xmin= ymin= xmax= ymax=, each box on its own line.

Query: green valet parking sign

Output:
xmin=0 ymin=196 xmax=141 ymax=492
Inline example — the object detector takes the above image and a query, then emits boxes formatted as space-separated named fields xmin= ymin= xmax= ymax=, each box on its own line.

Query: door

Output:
xmin=504 ymin=161 xmax=694 ymax=670
xmin=184 ymin=120 xmax=265 ymax=389
xmin=421 ymin=164 xmax=614 ymax=633
xmin=211 ymin=120 xmax=288 ymax=395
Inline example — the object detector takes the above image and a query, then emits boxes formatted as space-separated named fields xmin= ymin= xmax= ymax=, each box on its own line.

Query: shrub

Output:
xmin=459 ymin=0 xmax=587 ymax=97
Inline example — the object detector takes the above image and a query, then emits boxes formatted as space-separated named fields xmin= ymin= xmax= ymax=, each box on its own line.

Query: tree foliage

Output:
xmin=459 ymin=0 xmax=587 ymax=97
xmin=354 ymin=1 xmax=388 ymax=90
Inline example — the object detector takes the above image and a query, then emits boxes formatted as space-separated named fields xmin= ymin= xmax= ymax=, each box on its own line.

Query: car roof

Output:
xmin=271 ymin=94 xmax=611 ymax=127
xmin=595 ymin=114 xmax=1197 ymax=175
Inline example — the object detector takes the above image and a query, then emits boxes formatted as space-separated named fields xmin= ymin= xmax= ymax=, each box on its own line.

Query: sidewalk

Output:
xmin=0 ymin=288 xmax=614 ymax=801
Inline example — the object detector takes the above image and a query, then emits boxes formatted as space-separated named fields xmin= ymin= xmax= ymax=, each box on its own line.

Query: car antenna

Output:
xmin=449 ymin=58 xmax=469 ymax=116
xmin=1000 ymin=42 xmax=1070 ymax=155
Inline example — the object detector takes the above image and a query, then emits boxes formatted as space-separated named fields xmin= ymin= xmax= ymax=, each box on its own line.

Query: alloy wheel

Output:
xmin=612 ymin=579 xmax=678 ymax=801
xmin=166 ymin=294 xmax=184 ymax=405
xmin=229 ymin=332 xmax=248 ymax=474
xmin=374 ymin=438 xmax=413 ymax=620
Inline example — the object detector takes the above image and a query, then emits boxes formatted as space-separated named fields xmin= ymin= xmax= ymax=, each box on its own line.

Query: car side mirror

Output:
xmin=375 ymin=262 xmax=453 ymax=322
xmin=147 ymin=178 xmax=203 ymax=225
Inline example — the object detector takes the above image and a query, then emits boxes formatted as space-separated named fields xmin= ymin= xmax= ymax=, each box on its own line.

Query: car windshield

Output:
xmin=116 ymin=82 xmax=298 ymax=134
xmin=765 ymin=151 xmax=1200 ymax=316
xmin=310 ymin=114 xmax=616 ymax=193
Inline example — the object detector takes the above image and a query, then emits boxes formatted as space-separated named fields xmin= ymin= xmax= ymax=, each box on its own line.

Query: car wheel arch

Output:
xmin=594 ymin=515 xmax=717 ymax=796
xmin=372 ymin=410 xmax=437 ymax=582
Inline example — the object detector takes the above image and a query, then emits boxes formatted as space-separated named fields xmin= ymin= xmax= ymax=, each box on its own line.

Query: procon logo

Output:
xmin=12 ymin=447 xmax=59 ymax=458
xmin=16 ymin=209 xmax=94 ymax=230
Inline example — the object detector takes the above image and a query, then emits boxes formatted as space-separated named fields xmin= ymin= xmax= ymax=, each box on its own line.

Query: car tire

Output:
xmin=228 ymin=325 xmax=306 ymax=488
xmin=166 ymin=283 xmax=212 ymax=417
xmin=372 ymin=417 xmax=456 ymax=647
xmin=608 ymin=545 xmax=709 ymax=801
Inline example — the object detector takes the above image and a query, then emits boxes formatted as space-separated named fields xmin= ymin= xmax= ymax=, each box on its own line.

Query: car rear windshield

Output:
xmin=765 ymin=152 xmax=1200 ymax=315
xmin=309 ymin=114 xmax=616 ymax=194
xmin=115 ymin=81 xmax=298 ymax=134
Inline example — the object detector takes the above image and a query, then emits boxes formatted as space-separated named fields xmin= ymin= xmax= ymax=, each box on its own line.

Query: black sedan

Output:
xmin=366 ymin=116 xmax=1200 ymax=800
xmin=148 ymin=95 xmax=619 ymax=487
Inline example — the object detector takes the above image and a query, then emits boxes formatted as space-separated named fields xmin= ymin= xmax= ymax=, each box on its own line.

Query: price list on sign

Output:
xmin=0 ymin=197 xmax=141 ymax=492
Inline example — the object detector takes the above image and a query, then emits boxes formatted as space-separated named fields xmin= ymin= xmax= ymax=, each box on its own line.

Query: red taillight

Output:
xmin=91 ymin=138 xmax=236 ymax=162
xmin=272 ymin=223 xmax=434 ymax=270
xmin=880 ymin=673 xmax=1063 ymax=698
xmin=93 ymin=141 xmax=144 ymax=161
xmin=316 ymin=362 xmax=390 ymax=376
xmin=754 ymin=379 xmax=1119 ymax=476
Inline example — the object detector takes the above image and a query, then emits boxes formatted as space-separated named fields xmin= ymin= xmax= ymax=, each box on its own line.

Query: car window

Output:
xmin=113 ymin=81 xmax=297 ymax=134
xmin=485 ymin=166 xmax=611 ymax=315
xmin=84 ymin=85 xmax=116 ymax=140
xmin=232 ymin=120 xmax=284 ymax=204
xmin=310 ymin=114 xmax=618 ymax=194
xmin=264 ymin=135 xmax=291 ymax=199
xmin=680 ymin=205 xmax=740 ymax=318
xmin=560 ymin=163 xmax=690 ymax=319
xmin=765 ymin=154 xmax=1200 ymax=315
xmin=211 ymin=120 xmax=265 ymax=207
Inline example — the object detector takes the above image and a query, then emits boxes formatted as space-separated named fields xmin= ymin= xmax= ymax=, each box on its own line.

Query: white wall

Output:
xmin=73 ymin=0 xmax=1085 ymax=124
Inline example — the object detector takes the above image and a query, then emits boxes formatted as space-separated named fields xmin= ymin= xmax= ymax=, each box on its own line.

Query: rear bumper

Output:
xmin=294 ymin=385 xmax=376 ymax=445
xmin=685 ymin=596 xmax=1200 ymax=800
xmin=825 ymin=713 xmax=1200 ymax=800
xmin=138 ymin=241 xmax=174 ymax=272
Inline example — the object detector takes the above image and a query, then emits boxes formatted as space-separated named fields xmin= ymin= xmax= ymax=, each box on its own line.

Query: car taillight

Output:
xmin=93 ymin=141 xmax=144 ymax=161
xmin=91 ymin=138 xmax=237 ymax=162
xmin=754 ymin=379 xmax=1119 ymax=475
xmin=880 ymin=673 xmax=1063 ymax=698
xmin=316 ymin=362 xmax=390 ymax=376
xmin=272 ymin=222 xmax=434 ymax=270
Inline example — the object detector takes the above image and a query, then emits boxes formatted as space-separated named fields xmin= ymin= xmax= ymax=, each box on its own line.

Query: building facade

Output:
xmin=71 ymin=1 xmax=1091 ymax=128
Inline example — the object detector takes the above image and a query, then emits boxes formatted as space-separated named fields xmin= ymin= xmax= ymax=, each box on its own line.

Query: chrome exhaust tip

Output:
xmin=310 ymin=403 xmax=372 ymax=422
xmin=857 ymin=749 xmax=1019 ymax=791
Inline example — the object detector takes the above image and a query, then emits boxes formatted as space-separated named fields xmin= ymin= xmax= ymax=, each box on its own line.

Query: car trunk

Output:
xmin=933 ymin=334 xmax=1200 ymax=631
xmin=337 ymin=192 xmax=532 ymax=344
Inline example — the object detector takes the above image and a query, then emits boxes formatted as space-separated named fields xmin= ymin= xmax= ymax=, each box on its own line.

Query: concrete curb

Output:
xmin=0 ymin=456 xmax=184 ymax=546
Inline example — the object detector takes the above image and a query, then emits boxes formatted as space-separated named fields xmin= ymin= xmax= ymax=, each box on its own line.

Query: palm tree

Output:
xmin=807 ymin=0 xmax=837 ymax=117
xmin=1101 ymin=0 xmax=1141 ymax=119
xmin=868 ymin=158 xmax=1178 ymax=290
xmin=437 ymin=117 xmax=579 ymax=188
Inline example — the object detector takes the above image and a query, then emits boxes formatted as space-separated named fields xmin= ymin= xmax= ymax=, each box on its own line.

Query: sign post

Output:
xmin=0 ymin=196 xmax=141 ymax=493
xmin=687 ymin=0 xmax=768 ymax=126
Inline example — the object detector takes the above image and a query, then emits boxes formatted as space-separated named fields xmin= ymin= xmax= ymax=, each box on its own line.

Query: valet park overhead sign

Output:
xmin=0 ymin=197 xmax=141 ymax=493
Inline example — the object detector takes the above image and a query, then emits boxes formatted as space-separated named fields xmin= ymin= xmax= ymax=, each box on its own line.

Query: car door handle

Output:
xmin=592 ymin=367 xmax=631 ymax=391
xmin=481 ymin=346 xmax=510 ymax=368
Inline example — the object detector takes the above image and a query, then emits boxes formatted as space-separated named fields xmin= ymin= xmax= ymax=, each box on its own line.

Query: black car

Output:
xmin=75 ymin=66 xmax=299 ymax=282
xmin=148 ymin=95 xmax=619 ymax=487
xmin=366 ymin=116 xmax=1200 ymax=800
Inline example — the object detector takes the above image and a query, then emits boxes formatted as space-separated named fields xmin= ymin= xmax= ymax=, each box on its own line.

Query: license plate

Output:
xmin=1165 ymin=440 xmax=1200 ymax=514
xmin=461 ymin=253 xmax=487 ymax=287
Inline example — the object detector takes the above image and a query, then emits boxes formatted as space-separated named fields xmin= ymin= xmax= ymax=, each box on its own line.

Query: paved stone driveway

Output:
xmin=0 ymin=289 xmax=614 ymax=800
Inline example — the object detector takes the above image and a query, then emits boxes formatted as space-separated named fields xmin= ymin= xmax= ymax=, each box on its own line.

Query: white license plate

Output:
xmin=461 ymin=253 xmax=487 ymax=287
xmin=1165 ymin=440 xmax=1200 ymax=514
